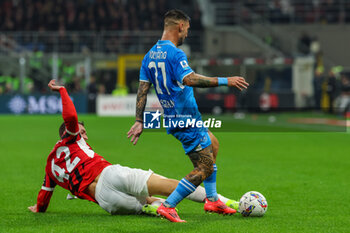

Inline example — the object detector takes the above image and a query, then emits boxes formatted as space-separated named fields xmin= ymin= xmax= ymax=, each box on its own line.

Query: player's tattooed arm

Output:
xmin=128 ymin=81 xmax=150 ymax=145
xmin=183 ymin=73 xmax=218 ymax=87
xmin=135 ymin=81 xmax=151 ymax=121
xmin=183 ymin=72 xmax=249 ymax=90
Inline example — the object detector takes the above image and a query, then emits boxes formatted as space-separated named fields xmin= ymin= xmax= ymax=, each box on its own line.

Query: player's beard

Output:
xmin=178 ymin=36 xmax=185 ymax=46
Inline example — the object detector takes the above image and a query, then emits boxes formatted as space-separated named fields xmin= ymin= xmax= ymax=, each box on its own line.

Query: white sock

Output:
xmin=186 ymin=185 xmax=206 ymax=202
xmin=151 ymin=199 xmax=164 ymax=207
xmin=218 ymin=194 xmax=229 ymax=204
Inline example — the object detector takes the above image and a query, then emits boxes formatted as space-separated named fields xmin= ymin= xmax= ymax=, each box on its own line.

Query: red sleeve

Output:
xmin=36 ymin=173 xmax=57 ymax=212
xmin=59 ymin=87 xmax=79 ymax=136
xmin=37 ymin=190 xmax=54 ymax=212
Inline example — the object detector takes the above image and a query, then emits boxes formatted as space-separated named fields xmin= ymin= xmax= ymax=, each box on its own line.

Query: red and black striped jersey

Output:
xmin=44 ymin=133 xmax=111 ymax=201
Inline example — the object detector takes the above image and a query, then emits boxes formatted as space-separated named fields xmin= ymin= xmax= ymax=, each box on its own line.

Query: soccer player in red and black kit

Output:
xmin=28 ymin=80 xmax=238 ymax=216
xmin=28 ymin=80 xmax=111 ymax=212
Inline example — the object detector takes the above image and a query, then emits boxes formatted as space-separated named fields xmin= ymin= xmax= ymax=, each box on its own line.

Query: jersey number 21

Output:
xmin=148 ymin=61 xmax=170 ymax=95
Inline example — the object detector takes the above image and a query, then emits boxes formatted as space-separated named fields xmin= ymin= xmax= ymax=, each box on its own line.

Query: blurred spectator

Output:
xmin=1 ymin=0 xmax=349 ymax=31
xmin=0 ymin=0 xmax=185 ymax=32
xmin=321 ymin=0 xmax=340 ymax=23
xmin=23 ymin=76 xmax=34 ymax=94
xmin=313 ymin=67 xmax=324 ymax=110
xmin=326 ymin=69 xmax=338 ymax=113
xmin=101 ymin=71 xmax=116 ymax=94
xmin=0 ymin=73 xmax=33 ymax=94
xmin=87 ymin=75 xmax=98 ymax=113
xmin=9 ymin=74 xmax=19 ymax=92
xmin=191 ymin=3 xmax=203 ymax=30
xmin=0 ymin=72 xmax=13 ymax=93
xmin=61 ymin=62 xmax=76 ymax=86
xmin=297 ymin=32 xmax=311 ymax=55
xmin=98 ymin=84 xmax=106 ymax=94
xmin=0 ymin=72 xmax=5 ymax=94
xmin=336 ymin=74 xmax=350 ymax=115
xmin=29 ymin=49 xmax=44 ymax=92
xmin=230 ymin=0 xmax=347 ymax=24
xmin=71 ymin=76 xmax=83 ymax=93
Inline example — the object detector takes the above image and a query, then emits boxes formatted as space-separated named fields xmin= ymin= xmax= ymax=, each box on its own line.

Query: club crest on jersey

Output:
xmin=143 ymin=110 xmax=161 ymax=129
xmin=180 ymin=60 xmax=189 ymax=69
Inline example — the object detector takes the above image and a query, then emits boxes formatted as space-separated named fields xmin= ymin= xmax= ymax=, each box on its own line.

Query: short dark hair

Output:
xmin=59 ymin=121 xmax=85 ymax=138
xmin=164 ymin=9 xmax=190 ymax=27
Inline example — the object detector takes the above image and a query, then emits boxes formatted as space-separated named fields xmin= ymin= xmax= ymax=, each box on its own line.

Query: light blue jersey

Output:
xmin=140 ymin=40 xmax=211 ymax=153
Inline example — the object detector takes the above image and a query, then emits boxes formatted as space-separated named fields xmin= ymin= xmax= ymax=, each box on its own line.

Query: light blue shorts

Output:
xmin=171 ymin=128 xmax=212 ymax=154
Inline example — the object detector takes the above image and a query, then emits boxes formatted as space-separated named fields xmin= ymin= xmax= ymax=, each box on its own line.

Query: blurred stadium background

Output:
xmin=0 ymin=0 xmax=350 ymax=123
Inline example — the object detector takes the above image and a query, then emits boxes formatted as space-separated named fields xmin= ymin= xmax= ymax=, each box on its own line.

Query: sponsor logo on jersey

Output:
xmin=180 ymin=60 xmax=189 ymax=69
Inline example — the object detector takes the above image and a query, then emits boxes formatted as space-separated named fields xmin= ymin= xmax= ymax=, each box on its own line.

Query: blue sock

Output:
xmin=203 ymin=164 xmax=218 ymax=201
xmin=164 ymin=178 xmax=197 ymax=208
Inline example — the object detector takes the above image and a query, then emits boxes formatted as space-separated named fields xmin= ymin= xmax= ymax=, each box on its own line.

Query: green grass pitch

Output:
xmin=0 ymin=115 xmax=349 ymax=233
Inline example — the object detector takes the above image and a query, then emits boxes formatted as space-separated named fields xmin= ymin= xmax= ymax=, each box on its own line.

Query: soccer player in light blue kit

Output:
xmin=128 ymin=9 xmax=249 ymax=222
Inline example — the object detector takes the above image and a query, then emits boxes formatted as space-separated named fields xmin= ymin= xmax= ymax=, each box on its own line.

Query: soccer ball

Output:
xmin=239 ymin=191 xmax=268 ymax=217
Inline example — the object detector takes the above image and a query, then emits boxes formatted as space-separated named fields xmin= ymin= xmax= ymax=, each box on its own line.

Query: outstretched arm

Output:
xmin=28 ymin=173 xmax=56 ymax=213
xmin=127 ymin=81 xmax=151 ymax=145
xmin=183 ymin=72 xmax=249 ymax=91
xmin=48 ymin=79 xmax=79 ymax=136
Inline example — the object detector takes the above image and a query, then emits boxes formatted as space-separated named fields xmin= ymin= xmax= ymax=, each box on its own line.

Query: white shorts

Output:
xmin=95 ymin=164 xmax=153 ymax=215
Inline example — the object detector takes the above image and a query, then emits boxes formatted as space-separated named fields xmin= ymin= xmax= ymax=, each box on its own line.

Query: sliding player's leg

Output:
xmin=146 ymin=173 xmax=179 ymax=197
xmin=71 ymin=163 xmax=237 ymax=216
xmin=94 ymin=159 xmax=237 ymax=217
xmin=142 ymin=196 xmax=165 ymax=216
xmin=93 ymin=165 xmax=211 ymax=216
xmin=95 ymin=164 xmax=153 ymax=215
xmin=144 ymin=173 xmax=201 ymax=217
xmin=146 ymin=173 xmax=238 ymax=208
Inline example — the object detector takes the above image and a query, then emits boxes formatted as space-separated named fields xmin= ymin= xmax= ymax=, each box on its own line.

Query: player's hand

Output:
xmin=48 ymin=79 xmax=64 ymax=92
xmin=127 ymin=121 xmax=143 ymax=145
xmin=28 ymin=204 xmax=38 ymax=213
xmin=227 ymin=76 xmax=249 ymax=91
